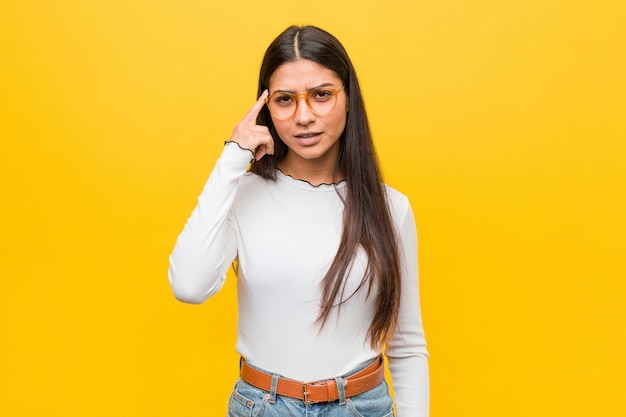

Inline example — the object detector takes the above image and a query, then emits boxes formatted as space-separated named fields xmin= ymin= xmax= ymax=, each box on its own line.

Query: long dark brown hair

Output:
xmin=251 ymin=25 xmax=401 ymax=349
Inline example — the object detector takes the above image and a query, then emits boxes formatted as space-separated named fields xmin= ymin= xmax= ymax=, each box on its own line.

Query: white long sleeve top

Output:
xmin=168 ymin=142 xmax=429 ymax=416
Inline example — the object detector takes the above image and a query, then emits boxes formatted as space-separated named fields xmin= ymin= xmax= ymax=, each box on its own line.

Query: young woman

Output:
xmin=168 ymin=25 xmax=429 ymax=416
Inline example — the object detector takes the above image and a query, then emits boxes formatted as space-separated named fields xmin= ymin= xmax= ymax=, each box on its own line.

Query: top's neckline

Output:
xmin=276 ymin=168 xmax=347 ymax=190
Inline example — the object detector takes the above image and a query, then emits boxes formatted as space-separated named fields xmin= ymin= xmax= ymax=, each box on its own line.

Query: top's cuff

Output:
xmin=224 ymin=140 xmax=255 ymax=159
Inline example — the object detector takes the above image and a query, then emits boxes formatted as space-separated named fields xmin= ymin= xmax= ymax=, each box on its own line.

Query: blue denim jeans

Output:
xmin=226 ymin=359 xmax=395 ymax=417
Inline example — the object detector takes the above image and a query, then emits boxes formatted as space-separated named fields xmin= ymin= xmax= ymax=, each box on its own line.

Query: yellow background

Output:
xmin=1 ymin=0 xmax=625 ymax=416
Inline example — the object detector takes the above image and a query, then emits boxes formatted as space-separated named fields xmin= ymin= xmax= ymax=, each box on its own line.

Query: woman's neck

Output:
xmin=278 ymin=153 xmax=344 ymax=186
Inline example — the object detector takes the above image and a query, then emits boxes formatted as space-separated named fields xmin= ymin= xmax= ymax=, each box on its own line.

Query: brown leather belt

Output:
xmin=240 ymin=356 xmax=384 ymax=404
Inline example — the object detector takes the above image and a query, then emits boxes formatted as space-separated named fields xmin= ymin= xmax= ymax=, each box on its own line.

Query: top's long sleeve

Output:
xmin=386 ymin=198 xmax=430 ymax=416
xmin=168 ymin=142 xmax=253 ymax=303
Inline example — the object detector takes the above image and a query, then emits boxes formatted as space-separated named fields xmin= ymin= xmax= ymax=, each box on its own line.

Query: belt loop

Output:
xmin=268 ymin=374 xmax=280 ymax=404
xmin=335 ymin=376 xmax=347 ymax=405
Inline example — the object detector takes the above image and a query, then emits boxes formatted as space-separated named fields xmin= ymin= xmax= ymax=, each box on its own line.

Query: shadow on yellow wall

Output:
xmin=1 ymin=1 xmax=624 ymax=416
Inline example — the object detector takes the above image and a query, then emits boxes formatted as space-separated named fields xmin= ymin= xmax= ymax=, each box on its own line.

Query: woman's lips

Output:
xmin=294 ymin=132 xmax=322 ymax=145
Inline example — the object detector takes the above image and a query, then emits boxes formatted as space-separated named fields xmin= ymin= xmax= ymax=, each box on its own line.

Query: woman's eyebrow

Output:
xmin=270 ymin=82 xmax=337 ymax=95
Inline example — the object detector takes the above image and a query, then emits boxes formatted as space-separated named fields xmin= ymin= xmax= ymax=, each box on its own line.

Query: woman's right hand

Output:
xmin=228 ymin=90 xmax=274 ymax=161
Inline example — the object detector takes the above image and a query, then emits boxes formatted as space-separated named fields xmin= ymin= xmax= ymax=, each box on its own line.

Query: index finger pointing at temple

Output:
xmin=243 ymin=90 xmax=269 ymax=124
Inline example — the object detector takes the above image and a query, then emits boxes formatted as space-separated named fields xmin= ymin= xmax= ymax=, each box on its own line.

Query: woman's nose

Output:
xmin=293 ymin=97 xmax=315 ymax=125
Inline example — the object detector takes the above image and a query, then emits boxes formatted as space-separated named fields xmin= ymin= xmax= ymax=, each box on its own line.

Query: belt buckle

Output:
xmin=302 ymin=382 xmax=319 ymax=405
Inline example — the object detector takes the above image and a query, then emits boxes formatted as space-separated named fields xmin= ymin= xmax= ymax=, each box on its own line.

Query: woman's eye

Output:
xmin=311 ymin=89 xmax=333 ymax=101
xmin=273 ymin=94 xmax=295 ymax=105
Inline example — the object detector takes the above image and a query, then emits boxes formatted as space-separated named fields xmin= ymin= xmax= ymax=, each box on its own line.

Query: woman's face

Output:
xmin=268 ymin=59 xmax=347 ymax=166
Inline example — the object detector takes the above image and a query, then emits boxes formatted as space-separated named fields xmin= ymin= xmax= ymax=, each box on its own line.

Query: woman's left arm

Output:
xmin=385 ymin=193 xmax=430 ymax=417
